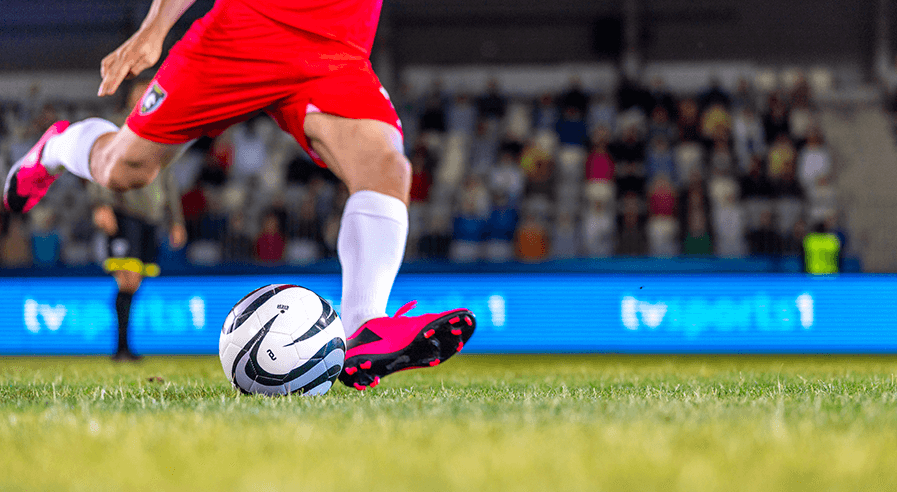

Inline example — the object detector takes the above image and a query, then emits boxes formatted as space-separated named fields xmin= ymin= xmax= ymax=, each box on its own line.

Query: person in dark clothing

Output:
xmin=747 ymin=210 xmax=784 ymax=255
xmin=91 ymin=167 xmax=186 ymax=361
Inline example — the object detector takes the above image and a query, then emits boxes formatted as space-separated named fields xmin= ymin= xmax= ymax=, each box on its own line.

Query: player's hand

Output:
xmin=93 ymin=205 xmax=118 ymax=236
xmin=169 ymin=223 xmax=187 ymax=250
xmin=98 ymin=27 xmax=165 ymax=97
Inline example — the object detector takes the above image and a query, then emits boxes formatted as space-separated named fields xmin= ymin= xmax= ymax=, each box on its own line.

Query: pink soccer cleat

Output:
xmin=339 ymin=301 xmax=476 ymax=390
xmin=3 ymin=121 xmax=70 ymax=213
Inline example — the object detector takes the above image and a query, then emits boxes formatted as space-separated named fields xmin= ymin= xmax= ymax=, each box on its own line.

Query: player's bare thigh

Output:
xmin=303 ymin=113 xmax=411 ymax=205
xmin=91 ymin=125 xmax=185 ymax=192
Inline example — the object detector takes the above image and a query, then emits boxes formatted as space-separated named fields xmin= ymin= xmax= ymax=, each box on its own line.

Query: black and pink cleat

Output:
xmin=339 ymin=301 xmax=476 ymax=390
xmin=3 ymin=121 xmax=70 ymax=213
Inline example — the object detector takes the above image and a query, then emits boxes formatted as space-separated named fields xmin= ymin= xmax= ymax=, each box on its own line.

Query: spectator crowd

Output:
xmin=0 ymin=71 xmax=840 ymax=268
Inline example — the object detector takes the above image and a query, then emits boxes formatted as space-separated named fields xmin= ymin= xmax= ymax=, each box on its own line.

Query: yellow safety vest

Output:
xmin=803 ymin=232 xmax=840 ymax=274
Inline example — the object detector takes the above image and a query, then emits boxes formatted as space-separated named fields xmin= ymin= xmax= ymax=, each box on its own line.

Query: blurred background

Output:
xmin=1 ymin=0 xmax=897 ymax=354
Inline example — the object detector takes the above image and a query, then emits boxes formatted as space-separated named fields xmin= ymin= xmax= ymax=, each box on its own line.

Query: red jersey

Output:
xmin=181 ymin=0 xmax=383 ymax=57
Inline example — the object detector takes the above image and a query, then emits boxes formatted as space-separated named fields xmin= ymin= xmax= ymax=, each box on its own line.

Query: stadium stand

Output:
xmin=0 ymin=69 xmax=852 ymax=269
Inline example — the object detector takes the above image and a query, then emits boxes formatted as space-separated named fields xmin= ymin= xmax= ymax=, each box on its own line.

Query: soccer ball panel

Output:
xmin=253 ymin=331 xmax=300 ymax=376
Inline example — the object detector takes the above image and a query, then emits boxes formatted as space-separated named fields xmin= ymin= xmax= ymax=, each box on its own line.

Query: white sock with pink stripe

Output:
xmin=337 ymin=190 xmax=408 ymax=337
xmin=42 ymin=118 xmax=118 ymax=181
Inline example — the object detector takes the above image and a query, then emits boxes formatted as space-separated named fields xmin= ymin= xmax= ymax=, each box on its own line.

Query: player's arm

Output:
xmin=162 ymin=169 xmax=187 ymax=250
xmin=98 ymin=0 xmax=197 ymax=97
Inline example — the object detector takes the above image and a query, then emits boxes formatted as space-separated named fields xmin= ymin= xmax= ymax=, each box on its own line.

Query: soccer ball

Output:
xmin=219 ymin=284 xmax=346 ymax=396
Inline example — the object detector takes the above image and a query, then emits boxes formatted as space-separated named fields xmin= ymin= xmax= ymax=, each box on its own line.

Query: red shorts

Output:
xmin=126 ymin=0 xmax=401 ymax=167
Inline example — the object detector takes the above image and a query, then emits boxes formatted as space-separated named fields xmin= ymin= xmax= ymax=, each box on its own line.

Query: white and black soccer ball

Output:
xmin=219 ymin=284 xmax=345 ymax=396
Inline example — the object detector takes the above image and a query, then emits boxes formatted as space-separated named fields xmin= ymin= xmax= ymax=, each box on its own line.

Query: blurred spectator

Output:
xmin=197 ymin=153 xmax=228 ymax=186
xmin=783 ymin=218 xmax=808 ymax=256
xmin=646 ymin=136 xmax=675 ymax=183
xmin=458 ymin=175 xmax=492 ymax=218
xmin=682 ymin=211 xmax=713 ymax=255
xmin=485 ymin=193 xmax=519 ymax=262
xmin=731 ymin=78 xmax=757 ymax=111
xmin=648 ymin=77 xmax=677 ymax=117
xmin=700 ymin=104 xmax=732 ymax=139
xmin=747 ymin=210 xmax=784 ymax=255
xmin=797 ymin=127 xmax=831 ymax=193
xmin=469 ymin=119 xmax=498 ymax=174
xmin=477 ymin=78 xmax=507 ymax=121
xmin=648 ymin=175 xmax=677 ymax=217
xmin=489 ymin=152 xmax=525 ymax=202
xmin=551 ymin=211 xmax=579 ymax=259
xmin=523 ymin=152 xmax=555 ymax=200
xmin=514 ymin=212 xmax=549 ymax=262
xmin=1 ymin=216 xmax=32 ymax=267
xmin=181 ymin=184 xmax=208 ymax=241
xmin=771 ymin=156 xmax=804 ymax=201
xmin=712 ymin=191 xmax=747 ymax=257
xmin=732 ymin=106 xmax=766 ymax=172
xmin=30 ymin=209 xmax=61 ymax=268
xmin=582 ymin=200 xmax=615 ymax=257
xmin=409 ymin=151 xmax=433 ymax=203
xmin=533 ymin=92 xmax=559 ymax=131
xmin=647 ymin=105 xmax=677 ymax=143
xmin=286 ymin=196 xmax=323 ymax=263
xmin=708 ymin=127 xmax=735 ymax=174
xmin=789 ymin=74 xmax=814 ymax=140
xmin=647 ymin=176 xmax=680 ymax=256
xmin=418 ymin=213 xmax=452 ymax=260
xmin=222 ymin=212 xmax=254 ymax=263
xmin=679 ymin=172 xmax=711 ymax=241
xmin=677 ymin=98 xmax=701 ymax=142
xmin=587 ymin=92 xmax=617 ymax=133
xmin=451 ymin=199 xmax=487 ymax=262
xmin=555 ymin=107 xmax=588 ymax=147
xmin=616 ymin=195 xmax=647 ymax=256
xmin=255 ymin=213 xmax=285 ymax=263
xmin=767 ymin=134 xmax=796 ymax=181
xmin=586 ymin=127 xmax=616 ymax=182
xmin=610 ymin=125 xmax=646 ymax=165
xmin=763 ymin=93 xmax=790 ymax=143
xmin=419 ymin=91 xmax=447 ymax=133
xmin=616 ymin=77 xmax=651 ymax=114
xmin=447 ymin=93 xmax=477 ymax=134
xmin=558 ymin=76 xmax=590 ymax=115
xmin=740 ymin=155 xmax=774 ymax=199
xmin=699 ymin=77 xmax=731 ymax=109
xmin=229 ymin=117 xmax=269 ymax=182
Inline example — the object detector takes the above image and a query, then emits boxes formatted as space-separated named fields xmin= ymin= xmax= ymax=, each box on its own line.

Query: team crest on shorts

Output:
xmin=139 ymin=82 xmax=167 ymax=115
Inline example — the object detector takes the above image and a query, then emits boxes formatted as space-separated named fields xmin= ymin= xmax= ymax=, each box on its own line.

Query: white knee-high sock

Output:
xmin=42 ymin=118 xmax=118 ymax=181
xmin=338 ymin=190 xmax=409 ymax=336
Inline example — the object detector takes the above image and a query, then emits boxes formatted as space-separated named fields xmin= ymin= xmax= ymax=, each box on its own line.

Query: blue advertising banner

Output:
xmin=0 ymin=274 xmax=894 ymax=354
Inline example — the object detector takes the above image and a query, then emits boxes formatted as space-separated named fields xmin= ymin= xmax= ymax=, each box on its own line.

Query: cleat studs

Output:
xmin=424 ymin=329 xmax=436 ymax=339
xmin=353 ymin=383 xmax=366 ymax=391
xmin=457 ymin=341 xmax=464 ymax=351
xmin=451 ymin=328 xmax=463 ymax=336
xmin=345 ymin=367 xmax=358 ymax=375
xmin=429 ymin=359 xmax=440 ymax=367
xmin=449 ymin=316 xmax=460 ymax=324
xmin=360 ymin=361 xmax=372 ymax=370
xmin=465 ymin=316 xmax=473 ymax=326
xmin=370 ymin=376 xmax=380 ymax=388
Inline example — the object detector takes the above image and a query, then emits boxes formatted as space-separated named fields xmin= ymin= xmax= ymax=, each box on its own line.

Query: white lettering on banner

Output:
xmin=488 ymin=295 xmax=506 ymax=328
xmin=620 ymin=293 xmax=816 ymax=332
xmin=23 ymin=299 xmax=67 ymax=333
xmin=189 ymin=297 xmax=206 ymax=329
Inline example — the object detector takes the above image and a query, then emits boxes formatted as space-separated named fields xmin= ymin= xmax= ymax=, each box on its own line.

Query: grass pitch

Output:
xmin=2 ymin=355 xmax=897 ymax=491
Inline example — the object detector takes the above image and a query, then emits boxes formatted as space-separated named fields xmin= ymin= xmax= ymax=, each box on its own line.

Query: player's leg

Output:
xmin=111 ymin=270 xmax=143 ymax=361
xmin=4 ymin=116 xmax=186 ymax=213
xmin=303 ymin=113 xmax=411 ymax=331
xmin=302 ymin=114 xmax=476 ymax=390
